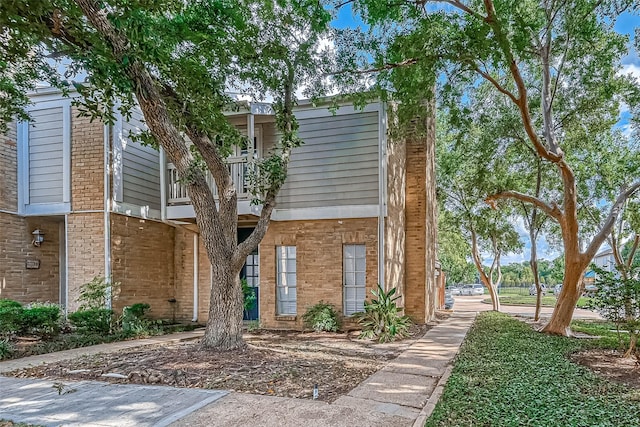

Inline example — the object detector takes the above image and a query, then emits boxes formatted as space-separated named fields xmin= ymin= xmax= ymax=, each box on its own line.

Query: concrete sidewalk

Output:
xmin=0 ymin=313 xmax=476 ymax=426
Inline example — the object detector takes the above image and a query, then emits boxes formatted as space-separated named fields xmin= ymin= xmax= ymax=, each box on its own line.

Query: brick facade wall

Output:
xmin=258 ymin=218 xmax=378 ymax=329
xmin=71 ymin=108 xmax=104 ymax=211
xmin=0 ymin=214 xmax=60 ymax=303
xmin=403 ymin=108 xmax=438 ymax=323
xmin=66 ymin=213 xmax=105 ymax=311
xmin=110 ymin=214 xmax=176 ymax=319
xmin=0 ymin=122 xmax=18 ymax=212
xmin=172 ymin=227 xmax=214 ymax=323
xmin=0 ymin=117 xmax=59 ymax=304
xmin=385 ymin=130 xmax=407 ymax=307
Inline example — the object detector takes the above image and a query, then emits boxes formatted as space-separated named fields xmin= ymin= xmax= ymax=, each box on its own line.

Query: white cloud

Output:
xmin=621 ymin=63 xmax=640 ymax=83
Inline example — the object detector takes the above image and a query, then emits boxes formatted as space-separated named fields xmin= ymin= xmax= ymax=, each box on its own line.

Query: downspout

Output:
xmin=193 ymin=232 xmax=199 ymax=322
xmin=104 ymin=123 xmax=112 ymax=309
xmin=378 ymin=102 xmax=387 ymax=290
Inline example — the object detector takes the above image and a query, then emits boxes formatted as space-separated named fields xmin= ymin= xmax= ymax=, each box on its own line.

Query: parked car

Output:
xmin=444 ymin=291 xmax=455 ymax=309
xmin=448 ymin=286 xmax=461 ymax=296
xmin=584 ymin=283 xmax=598 ymax=294
xmin=529 ymin=284 xmax=547 ymax=296
xmin=553 ymin=284 xmax=562 ymax=296
xmin=460 ymin=284 xmax=485 ymax=296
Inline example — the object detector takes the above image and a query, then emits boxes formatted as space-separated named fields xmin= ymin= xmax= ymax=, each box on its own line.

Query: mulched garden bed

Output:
xmin=6 ymin=324 xmax=432 ymax=403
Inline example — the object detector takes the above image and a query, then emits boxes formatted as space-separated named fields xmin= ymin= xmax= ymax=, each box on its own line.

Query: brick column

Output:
xmin=403 ymin=107 xmax=438 ymax=323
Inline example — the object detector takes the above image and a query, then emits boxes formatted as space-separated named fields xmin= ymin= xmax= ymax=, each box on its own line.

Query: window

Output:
xmin=244 ymin=251 xmax=259 ymax=287
xmin=344 ymin=244 xmax=366 ymax=316
xmin=276 ymin=246 xmax=296 ymax=315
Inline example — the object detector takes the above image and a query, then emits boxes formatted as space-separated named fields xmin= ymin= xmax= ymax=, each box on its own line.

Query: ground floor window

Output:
xmin=344 ymin=244 xmax=366 ymax=316
xmin=276 ymin=246 xmax=296 ymax=315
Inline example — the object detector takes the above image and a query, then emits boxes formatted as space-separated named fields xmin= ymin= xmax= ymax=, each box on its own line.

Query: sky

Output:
xmin=331 ymin=6 xmax=639 ymax=265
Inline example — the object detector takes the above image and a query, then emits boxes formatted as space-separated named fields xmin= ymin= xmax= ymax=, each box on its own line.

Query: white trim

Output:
xmin=272 ymin=205 xmax=380 ymax=221
xmin=166 ymin=203 xmax=381 ymax=221
xmin=111 ymin=201 xmax=161 ymax=220
xmin=378 ymin=102 xmax=387 ymax=289
xmin=17 ymin=121 xmax=29 ymax=212
xmin=62 ymin=102 xmax=71 ymax=203
xmin=193 ymin=233 xmax=199 ymax=322
xmin=112 ymin=109 xmax=124 ymax=203
xmin=22 ymin=203 xmax=71 ymax=215
xmin=0 ymin=209 xmax=19 ymax=215
xmin=159 ymin=147 xmax=167 ymax=221
xmin=247 ymin=114 xmax=255 ymax=159
xmin=293 ymin=103 xmax=379 ymax=121
xmin=104 ymin=123 xmax=112 ymax=309
xmin=63 ymin=214 xmax=69 ymax=316
xmin=166 ymin=204 xmax=197 ymax=219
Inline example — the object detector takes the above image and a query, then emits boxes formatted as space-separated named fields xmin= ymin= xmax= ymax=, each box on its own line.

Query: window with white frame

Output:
xmin=344 ymin=244 xmax=366 ymax=316
xmin=276 ymin=246 xmax=296 ymax=315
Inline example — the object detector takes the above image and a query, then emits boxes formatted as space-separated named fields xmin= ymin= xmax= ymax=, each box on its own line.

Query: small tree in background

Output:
xmin=590 ymin=265 xmax=640 ymax=359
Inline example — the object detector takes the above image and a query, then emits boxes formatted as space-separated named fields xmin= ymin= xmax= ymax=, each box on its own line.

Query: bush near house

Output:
xmin=0 ymin=279 xmax=198 ymax=361
xmin=354 ymin=285 xmax=411 ymax=343
xmin=302 ymin=301 xmax=341 ymax=332
xmin=0 ymin=299 xmax=61 ymax=339
xmin=425 ymin=312 xmax=640 ymax=426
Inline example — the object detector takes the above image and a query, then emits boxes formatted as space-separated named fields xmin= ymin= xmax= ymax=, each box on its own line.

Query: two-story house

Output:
xmin=0 ymin=88 xmax=442 ymax=329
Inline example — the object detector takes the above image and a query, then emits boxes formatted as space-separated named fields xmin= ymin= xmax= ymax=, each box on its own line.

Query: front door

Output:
xmin=239 ymin=228 xmax=259 ymax=321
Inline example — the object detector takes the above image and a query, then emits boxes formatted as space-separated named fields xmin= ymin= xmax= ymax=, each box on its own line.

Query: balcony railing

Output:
xmin=167 ymin=157 xmax=251 ymax=205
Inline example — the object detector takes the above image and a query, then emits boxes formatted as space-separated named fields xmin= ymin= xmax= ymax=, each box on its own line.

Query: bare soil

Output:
xmin=571 ymin=349 xmax=640 ymax=389
xmin=6 ymin=324 xmax=430 ymax=403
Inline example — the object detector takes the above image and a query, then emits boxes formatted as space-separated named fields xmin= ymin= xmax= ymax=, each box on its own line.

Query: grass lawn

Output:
xmin=571 ymin=319 xmax=631 ymax=350
xmin=425 ymin=312 xmax=640 ymax=427
xmin=482 ymin=294 xmax=591 ymax=308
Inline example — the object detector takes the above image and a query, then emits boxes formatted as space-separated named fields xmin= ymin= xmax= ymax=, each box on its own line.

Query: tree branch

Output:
xmin=485 ymin=190 xmax=562 ymax=221
xmin=584 ymin=181 xmax=640 ymax=262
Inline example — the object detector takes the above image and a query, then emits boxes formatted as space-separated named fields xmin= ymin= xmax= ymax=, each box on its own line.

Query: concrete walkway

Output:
xmin=0 ymin=314 xmax=477 ymax=426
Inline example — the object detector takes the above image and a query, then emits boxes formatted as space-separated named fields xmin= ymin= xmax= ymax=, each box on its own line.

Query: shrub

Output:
xmin=0 ymin=299 xmax=22 ymax=309
xmin=588 ymin=264 xmax=640 ymax=357
xmin=354 ymin=285 xmax=412 ymax=343
xmin=121 ymin=303 xmax=160 ymax=335
xmin=77 ymin=276 xmax=120 ymax=310
xmin=302 ymin=301 xmax=341 ymax=332
xmin=242 ymin=279 xmax=257 ymax=312
xmin=0 ymin=300 xmax=23 ymax=336
xmin=68 ymin=308 xmax=114 ymax=335
xmin=21 ymin=303 xmax=62 ymax=338
xmin=0 ymin=339 xmax=14 ymax=360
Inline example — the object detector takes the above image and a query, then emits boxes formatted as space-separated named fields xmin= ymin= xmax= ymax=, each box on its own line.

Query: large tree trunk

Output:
xmin=530 ymin=243 xmax=542 ymax=321
xmin=542 ymin=258 xmax=586 ymax=335
xmin=201 ymin=257 xmax=245 ymax=349
xmin=487 ymin=282 xmax=500 ymax=311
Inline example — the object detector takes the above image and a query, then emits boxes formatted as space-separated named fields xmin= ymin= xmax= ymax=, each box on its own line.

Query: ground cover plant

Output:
xmin=426 ymin=312 xmax=640 ymax=427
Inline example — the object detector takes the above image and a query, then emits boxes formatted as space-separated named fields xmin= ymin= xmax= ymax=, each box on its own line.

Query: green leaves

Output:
xmin=426 ymin=312 xmax=640 ymax=426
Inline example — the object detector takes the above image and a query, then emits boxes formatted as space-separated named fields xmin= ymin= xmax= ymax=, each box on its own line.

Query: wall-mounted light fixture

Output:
xmin=31 ymin=229 xmax=44 ymax=247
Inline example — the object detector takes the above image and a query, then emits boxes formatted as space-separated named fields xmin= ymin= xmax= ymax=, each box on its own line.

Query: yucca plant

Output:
xmin=354 ymin=284 xmax=412 ymax=343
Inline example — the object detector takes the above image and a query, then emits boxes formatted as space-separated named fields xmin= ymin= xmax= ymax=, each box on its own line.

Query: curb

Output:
xmin=412 ymin=364 xmax=454 ymax=427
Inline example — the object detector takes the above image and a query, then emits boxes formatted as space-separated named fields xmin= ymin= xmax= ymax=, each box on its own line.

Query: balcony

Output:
xmin=167 ymin=156 xmax=252 ymax=205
